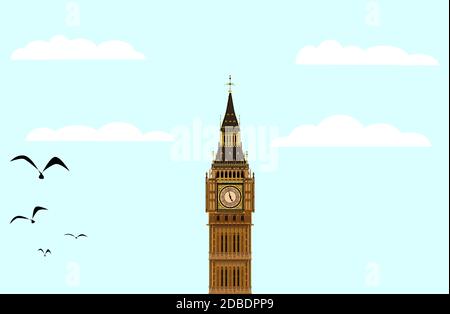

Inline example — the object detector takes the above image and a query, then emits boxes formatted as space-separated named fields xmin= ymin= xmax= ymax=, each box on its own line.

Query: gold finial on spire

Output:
xmin=225 ymin=74 xmax=235 ymax=93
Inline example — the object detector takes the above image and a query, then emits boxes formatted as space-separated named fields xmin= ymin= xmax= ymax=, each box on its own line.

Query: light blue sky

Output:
xmin=0 ymin=0 xmax=448 ymax=293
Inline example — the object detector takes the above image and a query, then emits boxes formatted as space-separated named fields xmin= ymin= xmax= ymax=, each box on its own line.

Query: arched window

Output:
xmin=217 ymin=267 xmax=220 ymax=287
xmin=241 ymin=171 xmax=244 ymax=178
xmin=237 ymin=268 xmax=240 ymax=287
xmin=233 ymin=268 xmax=236 ymax=287
xmin=223 ymin=233 xmax=228 ymax=253
xmin=225 ymin=268 xmax=228 ymax=287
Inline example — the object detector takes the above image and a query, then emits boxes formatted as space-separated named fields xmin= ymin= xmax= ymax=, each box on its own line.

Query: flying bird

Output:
xmin=10 ymin=155 xmax=69 ymax=179
xmin=38 ymin=249 xmax=51 ymax=257
xmin=10 ymin=206 xmax=47 ymax=224
xmin=65 ymin=233 xmax=88 ymax=239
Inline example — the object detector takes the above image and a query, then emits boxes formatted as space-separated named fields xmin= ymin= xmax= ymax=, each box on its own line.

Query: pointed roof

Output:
xmin=221 ymin=93 xmax=239 ymax=128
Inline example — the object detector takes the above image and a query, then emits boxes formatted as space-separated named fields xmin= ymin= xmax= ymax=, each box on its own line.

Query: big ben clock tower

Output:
xmin=205 ymin=76 xmax=255 ymax=294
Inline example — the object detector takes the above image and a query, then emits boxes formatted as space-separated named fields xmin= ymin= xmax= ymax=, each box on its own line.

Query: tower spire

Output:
xmin=221 ymin=75 xmax=239 ymax=129
xmin=215 ymin=75 xmax=245 ymax=162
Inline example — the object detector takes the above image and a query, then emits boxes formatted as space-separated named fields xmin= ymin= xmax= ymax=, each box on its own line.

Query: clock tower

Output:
xmin=205 ymin=76 xmax=255 ymax=294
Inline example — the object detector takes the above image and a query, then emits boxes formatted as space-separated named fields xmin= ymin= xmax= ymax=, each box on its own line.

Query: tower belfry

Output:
xmin=205 ymin=76 xmax=255 ymax=294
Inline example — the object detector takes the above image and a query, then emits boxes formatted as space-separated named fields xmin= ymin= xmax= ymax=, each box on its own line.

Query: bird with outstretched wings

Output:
xmin=65 ymin=233 xmax=88 ymax=239
xmin=38 ymin=249 xmax=51 ymax=257
xmin=10 ymin=206 xmax=47 ymax=224
xmin=11 ymin=155 xmax=69 ymax=179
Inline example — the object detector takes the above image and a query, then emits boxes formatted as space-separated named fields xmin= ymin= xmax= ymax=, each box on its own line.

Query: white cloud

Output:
xmin=296 ymin=40 xmax=438 ymax=66
xmin=11 ymin=35 xmax=145 ymax=60
xmin=26 ymin=122 xmax=174 ymax=142
xmin=272 ymin=115 xmax=431 ymax=147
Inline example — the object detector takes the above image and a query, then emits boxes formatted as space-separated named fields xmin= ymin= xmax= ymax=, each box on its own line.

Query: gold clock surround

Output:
xmin=218 ymin=185 xmax=242 ymax=209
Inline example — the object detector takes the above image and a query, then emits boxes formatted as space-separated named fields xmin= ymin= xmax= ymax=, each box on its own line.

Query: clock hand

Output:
xmin=228 ymin=193 xmax=233 ymax=202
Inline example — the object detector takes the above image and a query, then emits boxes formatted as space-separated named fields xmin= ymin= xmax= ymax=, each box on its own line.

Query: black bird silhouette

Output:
xmin=10 ymin=206 xmax=47 ymax=224
xmin=65 ymin=233 xmax=88 ymax=239
xmin=11 ymin=155 xmax=69 ymax=179
xmin=38 ymin=249 xmax=51 ymax=257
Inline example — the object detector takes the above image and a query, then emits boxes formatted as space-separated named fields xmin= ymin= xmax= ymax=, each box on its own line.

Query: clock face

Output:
xmin=219 ymin=186 xmax=241 ymax=209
